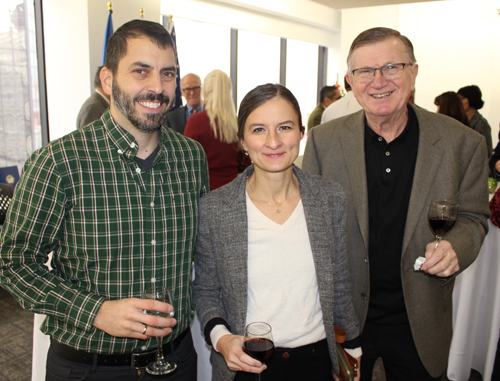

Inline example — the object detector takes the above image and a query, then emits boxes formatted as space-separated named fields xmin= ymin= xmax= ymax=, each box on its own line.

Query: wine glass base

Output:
xmin=145 ymin=361 xmax=177 ymax=375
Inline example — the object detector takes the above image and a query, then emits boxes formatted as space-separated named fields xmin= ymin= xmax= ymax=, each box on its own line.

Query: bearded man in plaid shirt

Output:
xmin=0 ymin=20 xmax=208 ymax=381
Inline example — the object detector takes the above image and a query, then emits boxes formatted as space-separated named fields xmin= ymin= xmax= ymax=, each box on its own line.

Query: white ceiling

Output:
xmin=310 ymin=0 xmax=447 ymax=9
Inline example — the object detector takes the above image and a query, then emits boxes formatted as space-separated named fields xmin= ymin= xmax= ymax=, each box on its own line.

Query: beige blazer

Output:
xmin=302 ymin=103 xmax=490 ymax=377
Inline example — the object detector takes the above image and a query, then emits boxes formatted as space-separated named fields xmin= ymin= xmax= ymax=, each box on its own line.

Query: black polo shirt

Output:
xmin=364 ymin=105 xmax=419 ymax=325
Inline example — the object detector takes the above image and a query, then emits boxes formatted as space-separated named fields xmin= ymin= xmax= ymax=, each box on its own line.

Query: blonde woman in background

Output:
xmin=185 ymin=70 xmax=250 ymax=190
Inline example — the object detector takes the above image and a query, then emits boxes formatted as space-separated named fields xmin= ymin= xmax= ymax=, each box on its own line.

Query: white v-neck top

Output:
xmin=244 ymin=191 xmax=326 ymax=348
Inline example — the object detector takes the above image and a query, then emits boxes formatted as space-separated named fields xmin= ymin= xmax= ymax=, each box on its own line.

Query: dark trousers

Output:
xmin=360 ymin=322 xmax=441 ymax=381
xmin=234 ymin=339 xmax=334 ymax=381
xmin=45 ymin=331 xmax=197 ymax=381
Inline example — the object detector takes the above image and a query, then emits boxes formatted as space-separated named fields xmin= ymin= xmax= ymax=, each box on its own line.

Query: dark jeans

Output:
xmin=234 ymin=339 xmax=334 ymax=381
xmin=360 ymin=322 xmax=442 ymax=381
xmin=45 ymin=331 xmax=197 ymax=381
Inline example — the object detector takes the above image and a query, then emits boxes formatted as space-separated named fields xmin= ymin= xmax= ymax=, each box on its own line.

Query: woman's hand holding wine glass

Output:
xmin=242 ymin=322 xmax=274 ymax=381
xmin=216 ymin=334 xmax=266 ymax=373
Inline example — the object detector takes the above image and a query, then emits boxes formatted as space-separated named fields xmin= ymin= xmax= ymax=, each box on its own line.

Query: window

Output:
xmin=0 ymin=0 xmax=42 ymax=170
xmin=236 ymin=30 xmax=280 ymax=108
xmin=171 ymin=17 xmax=231 ymax=96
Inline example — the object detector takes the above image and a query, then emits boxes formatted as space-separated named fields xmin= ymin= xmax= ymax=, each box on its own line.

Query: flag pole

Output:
xmin=101 ymin=3 xmax=114 ymax=65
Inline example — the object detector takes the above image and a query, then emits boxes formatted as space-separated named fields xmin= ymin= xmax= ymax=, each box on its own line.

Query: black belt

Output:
xmin=50 ymin=329 xmax=189 ymax=369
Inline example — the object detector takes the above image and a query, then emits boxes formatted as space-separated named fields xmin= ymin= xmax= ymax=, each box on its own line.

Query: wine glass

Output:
xmin=242 ymin=322 xmax=275 ymax=381
xmin=142 ymin=286 xmax=177 ymax=375
xmin=428 ymin=199 xmax=459 ymax=245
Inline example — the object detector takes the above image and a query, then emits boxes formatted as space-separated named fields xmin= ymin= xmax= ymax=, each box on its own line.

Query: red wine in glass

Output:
xmin=243 ymin=322 xmax=274 ymax=381
xmin=243 ymin=337 xmax=275 ymax=364
xmin=428 ymin=216 xmax=456 ymax=237
xmin=427 ymin=199 xmax=459 ymax=244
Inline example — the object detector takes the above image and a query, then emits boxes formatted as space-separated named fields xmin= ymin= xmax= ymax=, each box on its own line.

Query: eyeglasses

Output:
xmin=351 ymin=63 xmax=413 ymax=82
xmin=182 ymin=86 xmax=201 ymax=93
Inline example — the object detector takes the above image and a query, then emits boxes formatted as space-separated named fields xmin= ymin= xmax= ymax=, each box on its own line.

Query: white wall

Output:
xmin=42 ymin=0 xmax=90 ymax=141
xmin=342 ymin=0 xmax=500 ymax=145
xmin=161 ymin=0 xmax=344 ymax=85
xmin=161 ymin=0 xmax=341 ymax=47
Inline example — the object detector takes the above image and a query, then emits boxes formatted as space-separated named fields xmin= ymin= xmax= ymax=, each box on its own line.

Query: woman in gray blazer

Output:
xmin=193 ymin=84 xmax=360 ymax=381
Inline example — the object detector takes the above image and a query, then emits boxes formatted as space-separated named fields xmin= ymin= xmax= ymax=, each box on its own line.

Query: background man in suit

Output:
xmin=306 ymin=85 xmax=340 ymax=132
xmin=76 ymin=66 xmax=110 ymax=129
xmin=165 ymin=73 xmax=202 ymax=134
xmin=303 ymin=27 xmax=490 ymax=380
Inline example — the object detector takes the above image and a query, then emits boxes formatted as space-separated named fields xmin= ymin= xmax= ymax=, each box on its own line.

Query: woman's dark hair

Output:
xmin=457 ymin=85 xmax=484 ymax=110
xmin=104 ymin=20 xmax=174 ymax=75
xmin=237 ymin=84 xmax=304 ymax=140
xmin=436 ymin=91 xmax=470 ymax=127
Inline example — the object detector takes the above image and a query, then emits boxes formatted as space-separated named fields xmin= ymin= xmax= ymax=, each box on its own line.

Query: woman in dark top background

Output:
xmin=457 ymin=85 xmax=493 ymax=157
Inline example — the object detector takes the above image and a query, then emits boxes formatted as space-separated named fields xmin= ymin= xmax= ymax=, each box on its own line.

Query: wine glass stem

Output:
xmin=435 ymin=235 xmax=442 ymax=249
xmin=156 ymin=336 xmax=164 ymax=363
xmin=257 ymin=374 xmax=260 ymax=381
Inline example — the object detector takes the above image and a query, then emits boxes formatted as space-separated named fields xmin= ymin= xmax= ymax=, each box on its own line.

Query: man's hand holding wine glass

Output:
xmin=422 ymin=240 xmax=460 ymax=277
xmin=93 ymin=298 xmax=176 ymax=339
xmin=421 ymin=199 xmax=460 ymax=278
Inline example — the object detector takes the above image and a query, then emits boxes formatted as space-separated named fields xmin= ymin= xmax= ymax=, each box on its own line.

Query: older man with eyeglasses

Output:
xmin=165 ymin=73 xmax=203 ymax=134
xmin=303 ymin=27 xmax=490 ymax=381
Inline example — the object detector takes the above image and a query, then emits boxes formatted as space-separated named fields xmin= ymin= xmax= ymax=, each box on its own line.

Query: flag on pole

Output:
xmin=101 ymin=2 xmax=114 ymax=65
xmin=165 ymin=15 xmax=182 ymax=111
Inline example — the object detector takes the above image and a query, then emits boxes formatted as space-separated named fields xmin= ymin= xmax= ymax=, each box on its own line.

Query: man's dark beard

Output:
xmin=112 ymin=80 xmax=170 ymax=133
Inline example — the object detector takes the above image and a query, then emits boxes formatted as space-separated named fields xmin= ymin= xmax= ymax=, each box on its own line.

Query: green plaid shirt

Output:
xmin=0 ymin=110 xmax=209 ymax=354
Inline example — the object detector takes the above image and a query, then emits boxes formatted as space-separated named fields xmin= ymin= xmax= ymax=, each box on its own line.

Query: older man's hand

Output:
xmin=422 ymin=240 xmax=459 ymax=277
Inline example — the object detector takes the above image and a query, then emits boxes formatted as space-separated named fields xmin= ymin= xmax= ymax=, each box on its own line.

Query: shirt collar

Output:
xmin=365 ymin=104 xmax=418 ymax=147
xmin=102 ymin=109 xmax=166 ymax=161
xmin=186 ymin=104 xmax=201 ymax=114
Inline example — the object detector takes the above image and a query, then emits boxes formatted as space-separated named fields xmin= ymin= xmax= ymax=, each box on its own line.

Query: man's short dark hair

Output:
xmin=104 ymin=19 xmax=174 ymax=75
xmin=320 ymin=86 xmax=338 ymax=103
xmin=94 ymin=66 xmax=103 ymax=89
xmin=347 ymin=27 xmax=416 ymax=70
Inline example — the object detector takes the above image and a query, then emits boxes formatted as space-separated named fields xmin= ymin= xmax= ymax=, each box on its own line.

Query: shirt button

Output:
xmin=141 ymin=346 xmax=147 ymax=351
xmin=378 ymin=137 xmax=383 ymax=142
xmin=282 ymin=352 xmax=290 ymax=359
xmin=151 ymin=277 xmax=156 ymax=283
xmin=130 ymin=143 xmax=136 ymax=148
xmin=150 ymin=201 xmax=155 ymax=207
xmin=386 ymin=168 xmax=391 ymax=173
xmin=361 ymin=293 xmax=368 ymax=300
xmin=136 ymin=168 xmax=141 ymax=173
xmin=386 ymin=151 xmax=390 ymax=156
xmin=117 ymin=149 xmax=123 ymax=154
xmin=364 ymin=257 xmax=368 ymax=263
xmin=151 ymin=240 xmax=156 ymax=245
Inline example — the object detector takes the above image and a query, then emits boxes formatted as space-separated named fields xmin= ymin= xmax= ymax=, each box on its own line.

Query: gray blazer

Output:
xmin=303 ymin=103 xmax=490 ymax=377
xmin=193 ymin=165 xmax=360 ymax=381
xmin=165 ymin=106 xmax=187 ymax=134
